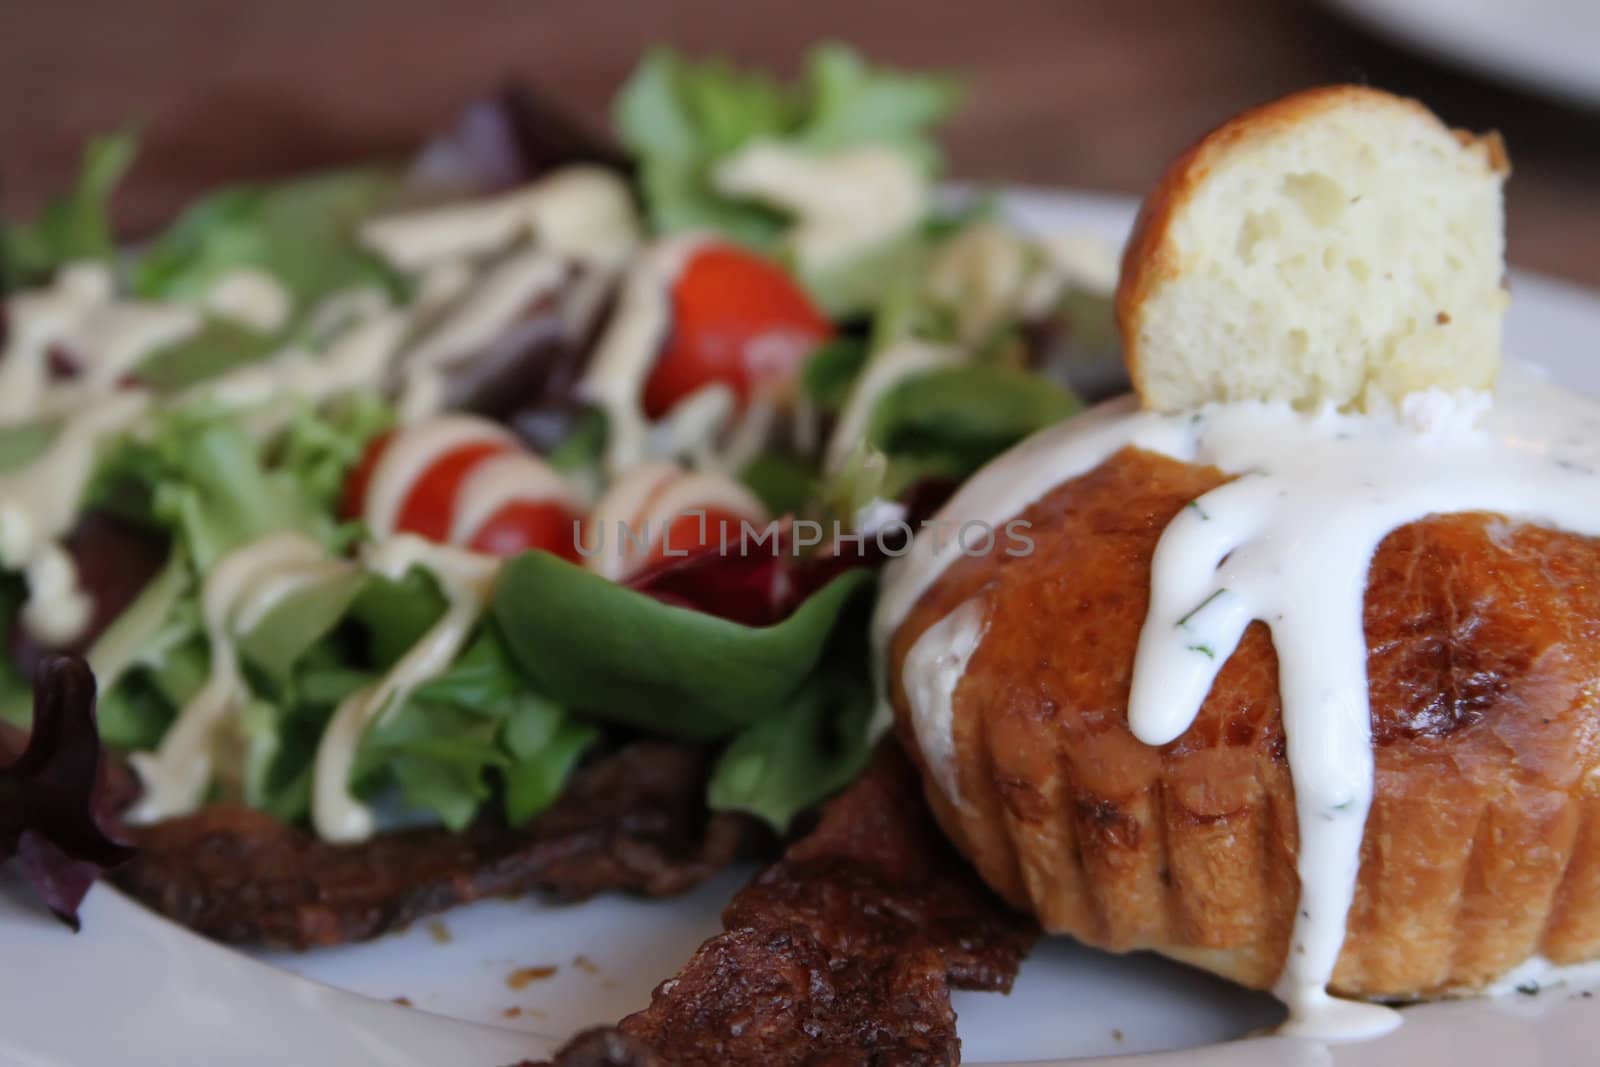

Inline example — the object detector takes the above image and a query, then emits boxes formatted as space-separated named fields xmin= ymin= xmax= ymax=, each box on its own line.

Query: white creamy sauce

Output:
xmin=360 ymin=166 xmax=639 ymax=272
xmin=0 ymin=263 xmax=117 ymax=421
xmin=902 ymin=596 xmax=990 ymax=812
xmin=713 ymin=141 xmax=926 ymax=274
xmin=0 ymin=391 xmax=151 ymax=644
xmin=128 ymin=531 xmax=340 ymax=822
xmin=1481 ymin=955 xmax=1600 ymax=998
xmin=398 ymin=248 xmax=567 ymax=396
xmin=582 ymin=461 xmax=767 ymax=581
xmin=181 ymin=311 xmax=410 ymax=418
xmin=874 ymin=366 xmax=1600 ymax=1039
xmin=577 ymin=236 xmax=702 ymax=475
xmin=311 ymin=535 xmax=497 ymax=842
xmin=204 ymin=267 xmax=292 ymax=334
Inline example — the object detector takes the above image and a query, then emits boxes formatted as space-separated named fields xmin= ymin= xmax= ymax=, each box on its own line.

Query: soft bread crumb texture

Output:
xmin=1118 ymin=85 xmax=1510 ymax=413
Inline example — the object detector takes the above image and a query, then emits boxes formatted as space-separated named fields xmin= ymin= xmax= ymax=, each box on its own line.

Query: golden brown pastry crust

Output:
xmin=888 ymin=447 xmax=1600 ymax=999
xmin=1115 ymin=85 xmax=1509 ymax=410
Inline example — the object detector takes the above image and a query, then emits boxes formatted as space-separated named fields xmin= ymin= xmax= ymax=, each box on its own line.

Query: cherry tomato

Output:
xmin=641 ymin=243 xmax=832 ymax=419
xmin=648 ymin=506 xmax=753 ymax=567
xmin=342 ymin=431 xmax=394 ymax=520
xmin=394 ymin=441 xmax=514 ymax=541
xmin=466 ymin=500 xmax=586 ymax=561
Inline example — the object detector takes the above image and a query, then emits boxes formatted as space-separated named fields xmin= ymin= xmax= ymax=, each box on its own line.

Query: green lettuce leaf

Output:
xmin=798 ymin=44 xmax=961 ymax=171
xmin=237 ymin=569 xmax=367 ymax=697
xmin=91 ymin=400 xmax=384 ymax=571
xmin=131 ymin=318 xmax=281 ymax=393
xmin=868 ymin=363 xmax=1081 ymax=478
xmin=2 ymin=129 xmax=138 ymax=285
xmin=93 ymin=411 xmax=316 ymax=571
xmin=613 ymin=45 xmax=958 ymax=252
xmin=349 ymin=625 xmax=597 ymax=830
xmin=132 ymin=169 xmax=402 ymax=320
xmin=707 ymin=657 xmax=873 ymax=831
xmin=499 ymin=691 xmax=599 ymax=826
xmin=493 ymin=551 xmax=872 ymax=739
xmin=801 ymin=336 xmax=871 ymax=413
xmin=0 ymin=421 xmax=60 ymax=474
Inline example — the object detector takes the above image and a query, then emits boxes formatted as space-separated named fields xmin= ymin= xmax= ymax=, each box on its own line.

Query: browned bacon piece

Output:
xmin=537 ymin=742 xmax=1039 ymax=1067
xmin=112 ymin=742 xmax=769 ymax=948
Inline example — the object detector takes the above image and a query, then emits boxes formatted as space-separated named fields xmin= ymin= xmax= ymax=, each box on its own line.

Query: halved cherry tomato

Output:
xmin=395 ymin=441 xmax=514 ymax=541
xmin=641 ymin=243 xmax=832 ymax=419
xmin=647 ymin=506 xmax=754 ymax=567
xmin=341 ymin=431 xmax=394 ymax=520
xmin=341 ymin=432 xmax=517 ymax=541
xmin=467 ymin=500 xmax=586 ymax=561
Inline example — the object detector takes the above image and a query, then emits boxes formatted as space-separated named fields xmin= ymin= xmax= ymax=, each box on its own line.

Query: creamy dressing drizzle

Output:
xmin=446 ymin=452 xmax=582 ymax=545
xmin=873 ymin=366 xmax=1600 ymax=1039
xmin=713 ymin=142 xmax=926 ymax=274
xmin=825 ymin=339 xmax=960 ymax=473
xmin=902 ymin=596 xmax=990 ymax=813
xmin=395 ymin=249 xmax=568 ymax=421
xmin=582 ymin=461 xmax=768 ymax=581
xmin=128 ymin=531 xmax=341 ymax=822
xmin=311 ymin=536 xmax=497 ymax=842
xmin=577 ymin=236 xmax=702 ymax=474
xmin=360 ymin=166 xmax=639 ymax=272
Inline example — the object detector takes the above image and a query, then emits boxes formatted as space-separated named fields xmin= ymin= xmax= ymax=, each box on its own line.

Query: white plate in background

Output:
xmin=1327 ymin=0 xmax=1600 ymax=108
xmin=3 ymin=189 xmax=1600 ymax=1066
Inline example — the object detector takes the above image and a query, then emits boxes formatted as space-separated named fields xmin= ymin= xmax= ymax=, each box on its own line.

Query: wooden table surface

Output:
xmin=3 ymin=0 xmax=1597 ymax=287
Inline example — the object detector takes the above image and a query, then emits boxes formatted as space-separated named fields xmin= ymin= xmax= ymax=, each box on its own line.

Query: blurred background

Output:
xmin=3 ymin=0 xmax=1597 ymax=285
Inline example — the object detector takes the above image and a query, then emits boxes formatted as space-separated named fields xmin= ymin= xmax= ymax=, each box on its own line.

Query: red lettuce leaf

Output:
xmin=0 ymin=656 xmax=137 ymax=930
xmin=408 ymin=86 xmax=632 ymax=199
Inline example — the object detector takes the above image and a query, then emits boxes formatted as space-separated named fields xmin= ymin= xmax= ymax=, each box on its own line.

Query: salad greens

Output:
xmin=133 ymin=169 xmax=402 ymax=315
xmin=493 ymin=551 xmax=872 ymax=739
xmin=2 ymin=129 xmax=138 ymax=286
xmin=615 ymin=44 xmax=959 ymax=260
xmin=0 ymin=43 xmax=1110 ymax=848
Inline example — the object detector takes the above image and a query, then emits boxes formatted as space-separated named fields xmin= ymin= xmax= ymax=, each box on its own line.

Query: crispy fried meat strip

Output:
xmin=537 ymin=741 xmax=1039 ymax=1067
xmin=112 ymin=742 xmax=770 ymax=948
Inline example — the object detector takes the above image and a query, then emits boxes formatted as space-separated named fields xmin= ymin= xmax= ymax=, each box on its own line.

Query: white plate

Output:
xmin=1326 ymin=0 xmax=1600 ymax=109
xmin=4 ymin=189 xmax=1600 ymax=1067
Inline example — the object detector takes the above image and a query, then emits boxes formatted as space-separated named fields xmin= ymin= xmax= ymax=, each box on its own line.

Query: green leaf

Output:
xmin=132 ymin=168 xmax=401 ymax=318
xmin=738 ymin=451 xmax=816 ymax=517
xmin=868 ymin=363 xmax=1081 ymax=475
xmin=237 ymin=568 xmax=367 ymax=696
xmin=409 ymin=626 xmax=524 ymax=711
xmin=273 ymin=393 xmax=394 ymax=514
xmin=343 ymin=568 xmax=447 ymax=668
xmin=95 ymin=672 xmax=180 ymax=752
xmin=707 ymin=667 xmax=873 ymax=832
xmin=612 ymin=45 xmax=959 ymax=261
xmin=0 ymin=420 xmax=60 ymax=474
xmin=353 ymin=695 xmax=506 ymax=832
xmin=86 ymin=549 xmax=192 ymax=690
xmin=132 ymin=317 xmax=281 ymax=392
xmin=800 ymin=227 xmax=928 ymax=319
xmin=801 ymin=337 xmax=871 ymax=413
xmin=94 ymin=410 xmax=315 ymax=571
xmin=3 ymin=129 xmax=138 ymax=284
xmin=493 ymin=552 xmax=872 ymax=739
xmin=500 ymin=693 xmax=598 ymax=825
xmin=798 ymin=44 xmax=962 ymax=170
xmin=389 ymin=749 xmax=498 ymax=832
